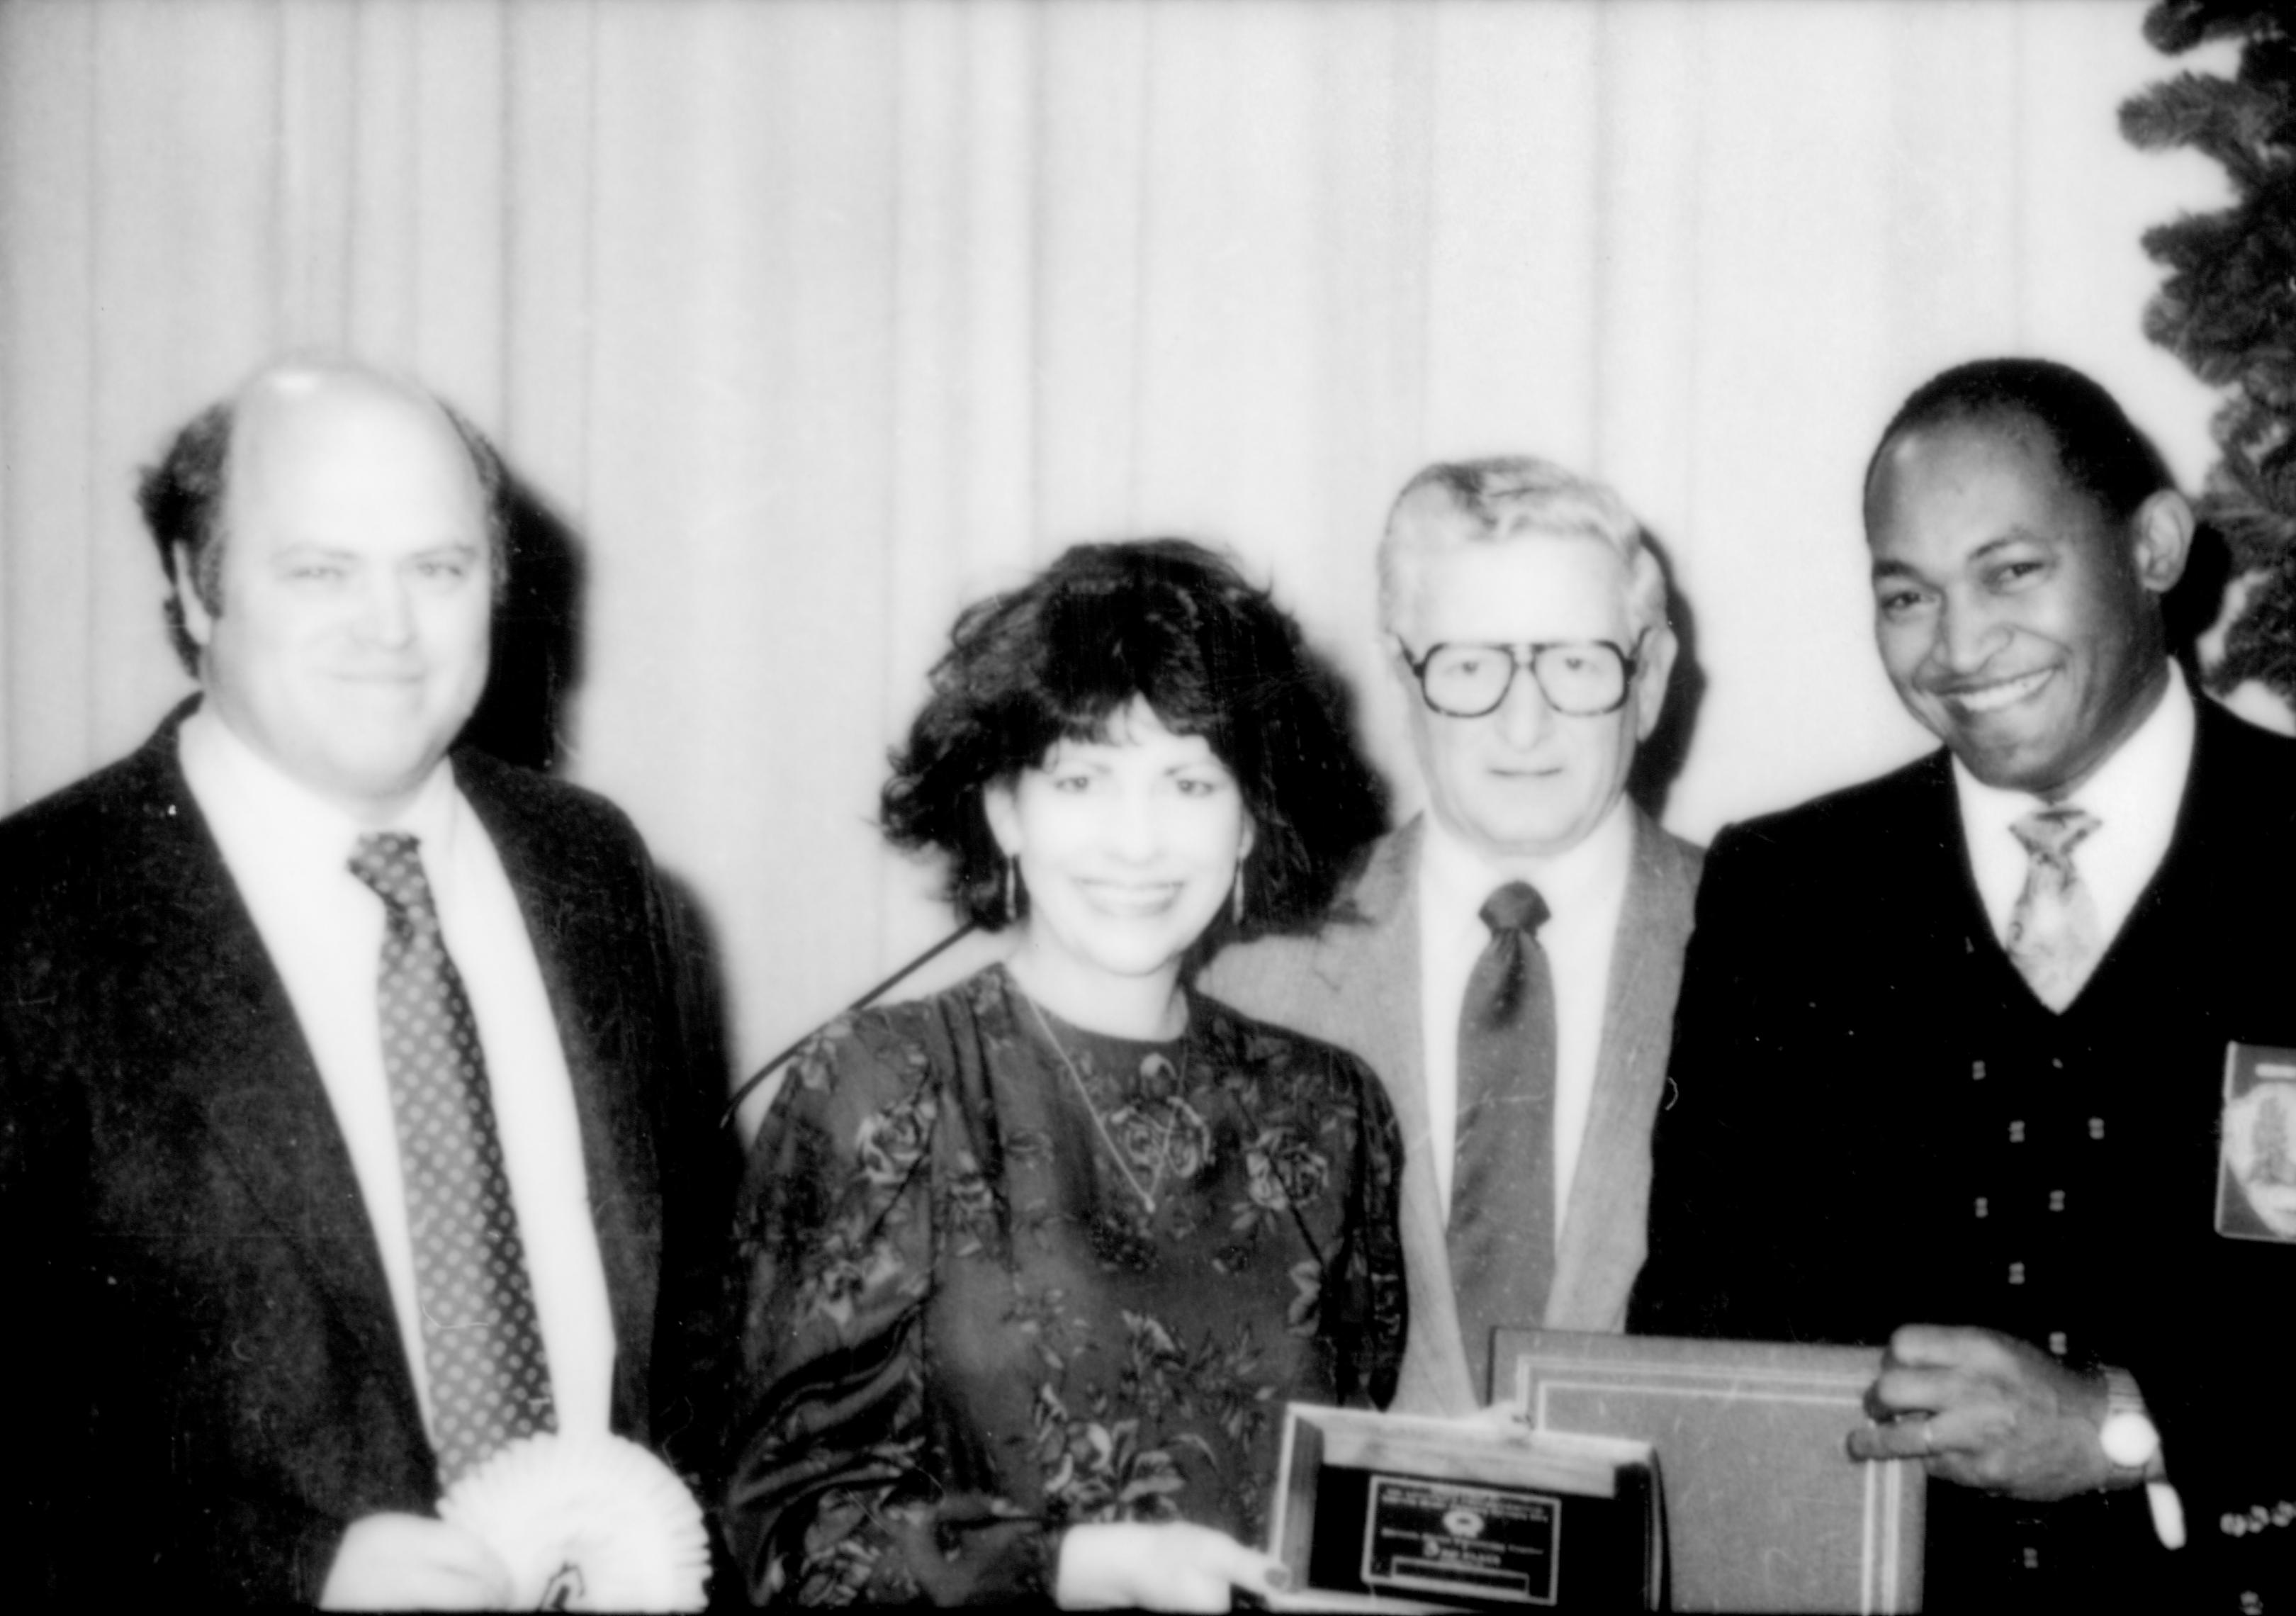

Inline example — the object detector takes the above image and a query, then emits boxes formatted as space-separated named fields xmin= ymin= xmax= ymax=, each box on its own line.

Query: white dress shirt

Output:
xmin=1949 ymin=662 xmax=2195 ymax=1550
xmin=1952 ymin=661 xmax=2195 ymax=955
xmin=1417 ymin=799 xmax=1636 ymax=1230
xmin=179 ymin=707 xmax=616 ymax=1444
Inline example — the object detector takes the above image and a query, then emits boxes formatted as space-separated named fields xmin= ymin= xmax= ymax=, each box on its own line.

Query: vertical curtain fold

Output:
xmin=0 ymin=0 xmax=2230 ymax=1072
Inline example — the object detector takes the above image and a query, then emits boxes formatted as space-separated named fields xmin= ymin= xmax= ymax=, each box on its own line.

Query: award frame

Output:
xmin=1499 ymin=1329 xmax=1926 ymax=1615
xmin=1266 ymin=1403 xmax=1660 ymax=1612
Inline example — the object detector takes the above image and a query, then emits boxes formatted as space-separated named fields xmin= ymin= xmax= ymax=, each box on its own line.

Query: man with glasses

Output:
xmin=1205 ymin=456 xmax=1702 ymax=1413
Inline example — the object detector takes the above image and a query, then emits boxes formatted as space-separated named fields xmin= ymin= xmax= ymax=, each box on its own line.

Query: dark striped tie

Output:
xmin=1448 ymin=880 xmax=1557 ymax=1403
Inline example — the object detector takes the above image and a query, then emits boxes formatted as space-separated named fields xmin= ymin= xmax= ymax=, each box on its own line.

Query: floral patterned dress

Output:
xmin=724 ymin=963 xmax=1406 ymax=1606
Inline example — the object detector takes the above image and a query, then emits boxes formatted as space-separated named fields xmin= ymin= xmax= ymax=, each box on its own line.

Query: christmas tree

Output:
xmin=2122 ymin=0 xmax=2296 ymax=716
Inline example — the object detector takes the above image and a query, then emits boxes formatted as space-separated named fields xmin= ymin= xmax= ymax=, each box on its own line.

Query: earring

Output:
xmin=1231 ymin=863 xmax=1246 ymax=926
xmin=1003 ymin=856 xmax=1018 ymax=922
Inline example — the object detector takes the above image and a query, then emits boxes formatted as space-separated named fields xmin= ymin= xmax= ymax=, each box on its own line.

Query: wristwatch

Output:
xmin=2099 ymin=1366 xmax=2163 ymax=1478
xmin=2098 ymin=1366 xmax=2185 ymax=1550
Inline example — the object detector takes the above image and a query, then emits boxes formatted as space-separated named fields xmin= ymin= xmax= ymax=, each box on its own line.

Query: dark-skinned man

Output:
xmin=1632 ymin=357 xmax=2295 ymax=1611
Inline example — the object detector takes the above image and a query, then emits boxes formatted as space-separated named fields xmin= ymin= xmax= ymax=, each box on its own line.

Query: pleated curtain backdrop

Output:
xmin=0 ymin=0 xmax=2231 ymax=1089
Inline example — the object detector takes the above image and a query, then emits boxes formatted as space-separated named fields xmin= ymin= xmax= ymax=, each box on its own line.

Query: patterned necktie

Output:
xmin=1448 ymin=880 xmax=1557 ymax=1401
xmin=2005 ymin=805 xmax=2104 ymax=1013
xmin=349 ymin=831 xmax=556 ymax=1484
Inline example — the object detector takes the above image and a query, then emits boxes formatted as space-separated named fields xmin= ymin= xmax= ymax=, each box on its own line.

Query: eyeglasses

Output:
xmin=1395 ymin=633 xmax=1645 ymax=718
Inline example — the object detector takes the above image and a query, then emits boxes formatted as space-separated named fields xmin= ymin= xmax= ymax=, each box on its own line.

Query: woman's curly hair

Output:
xmin=881 ymin=539 xmax=1387 ymax=950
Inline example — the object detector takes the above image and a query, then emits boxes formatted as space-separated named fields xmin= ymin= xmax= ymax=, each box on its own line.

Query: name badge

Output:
xmin=2217 ymin=1042 xmax=2296 ymax=1242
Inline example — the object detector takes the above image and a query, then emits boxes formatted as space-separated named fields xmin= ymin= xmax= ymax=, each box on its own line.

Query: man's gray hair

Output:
xmin=1378 ymin=455 xmax=1668 ymax=641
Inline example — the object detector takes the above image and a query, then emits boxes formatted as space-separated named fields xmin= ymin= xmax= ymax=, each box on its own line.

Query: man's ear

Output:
xmin=1376 ymin=630 xmax=1415 ymax=695
xmin=1633 ymin=624 xmax=1679 ymax=743
xmin=2131 ymin=490 xmax=2194 ymax=597
xmin=174 ymin=543 xmax=216 ymax=650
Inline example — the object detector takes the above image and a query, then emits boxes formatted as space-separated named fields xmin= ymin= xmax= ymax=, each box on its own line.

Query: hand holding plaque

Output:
xmin=1848 ymin=1324 xmax=2115 ymax=1498
xmin=1267 ymin=1404 xmax=1660 ymax=1610
xmin=1055 ymin=1521 xmax=1291 ymax=1611
xmin=1502 ymin=1328 xmax=1925 ymax=1614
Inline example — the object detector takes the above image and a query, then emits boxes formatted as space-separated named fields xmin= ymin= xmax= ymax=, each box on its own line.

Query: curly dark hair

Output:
xmin=882 ymin=539 xmax=1387 ymax=951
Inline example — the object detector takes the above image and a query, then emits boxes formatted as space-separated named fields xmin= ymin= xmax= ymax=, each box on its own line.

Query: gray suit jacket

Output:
xmin=1200 ymin=809 xmax=1701 ymax=1413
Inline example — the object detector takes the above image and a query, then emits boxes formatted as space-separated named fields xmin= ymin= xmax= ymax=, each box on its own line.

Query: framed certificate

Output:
xmin=1499 ymin=1330 xmax=1925 ymax=1614
xmin=1267 ymin=1403 xmax=1660 ymax=1611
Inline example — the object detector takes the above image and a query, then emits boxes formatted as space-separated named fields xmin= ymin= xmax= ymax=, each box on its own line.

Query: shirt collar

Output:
xmin=1949 ymin=658 xmax=2195 ymax=942
xmin=1419 ymin=792 xmax=1636 ymax=936
xmin=1951 ymin=658 xmax=2193 ymax=836
xmin=179 ymin=700 xmax=463 ymax=877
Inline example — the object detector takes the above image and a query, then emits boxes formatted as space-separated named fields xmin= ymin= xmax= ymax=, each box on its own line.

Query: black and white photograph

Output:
xmin=2 ymin=1 xmax=2292 ymax=1608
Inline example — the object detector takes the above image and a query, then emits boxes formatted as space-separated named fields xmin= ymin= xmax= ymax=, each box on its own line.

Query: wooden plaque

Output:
xmin=1266 ymin=1403 xmax=1660 ymax=1612
xmin=1498 ymin=1330 xmax=1925 ymax=1614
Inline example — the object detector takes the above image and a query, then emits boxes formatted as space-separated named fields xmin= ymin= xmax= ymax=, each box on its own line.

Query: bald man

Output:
xmin=0 ymin=360 xmax=728 ymax=1606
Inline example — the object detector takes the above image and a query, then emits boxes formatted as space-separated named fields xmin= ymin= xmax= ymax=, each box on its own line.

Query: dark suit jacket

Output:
xmin=1631 ymin=697 xmax=2296 ymax=1610
xmin=1205 ymin=809 xmax=1704 ymax=1412
xmin=0 ymin=706 xmax=733 ymax=1605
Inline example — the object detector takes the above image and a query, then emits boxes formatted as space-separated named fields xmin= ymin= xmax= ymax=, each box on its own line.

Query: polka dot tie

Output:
xmin=2005 ymin=806 xmax=2103 ymax=1013
xmin=1448 ymin=880 xmax=1557 ymax=1400
xmin=349 ymin=831 xmax=556 ymax=1485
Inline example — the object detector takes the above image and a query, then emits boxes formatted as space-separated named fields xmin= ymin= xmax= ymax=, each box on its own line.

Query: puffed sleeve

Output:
xmin=1330 ymin=1049 xmax=1407 ymax=1411
xmin=720 ymin=1012 xmax=1055 ymax=1607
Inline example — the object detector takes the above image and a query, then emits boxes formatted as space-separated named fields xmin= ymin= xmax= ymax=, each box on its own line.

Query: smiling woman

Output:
xmin=721 ymin=540 xmax=1402 ymax=1609
xmin=984 ymin=702 xmax=1254 ymax=1036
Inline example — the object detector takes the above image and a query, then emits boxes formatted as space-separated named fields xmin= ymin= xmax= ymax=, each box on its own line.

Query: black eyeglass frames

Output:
xmin=1395 ymin=631 xmax=1646 ymax=718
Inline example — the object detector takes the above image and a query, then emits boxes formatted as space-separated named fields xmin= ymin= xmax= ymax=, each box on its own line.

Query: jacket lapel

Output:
xmin=1312 ymin=819 xmax=1480 ymax=1410
xmin=1547 ymin=809 xmax=1701 ymax=1330
xmin=125 ymin=722 xmax=414 ymax=1405
xmin=1312 ymin=821 xmax=1431 ymax=1150
xmin=460 ymin=760 xmax=663 ymax=1436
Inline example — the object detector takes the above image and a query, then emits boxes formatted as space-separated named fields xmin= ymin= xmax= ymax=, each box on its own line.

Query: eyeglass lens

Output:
xmin=1419 ymin=643 xmax=1627 ymax=717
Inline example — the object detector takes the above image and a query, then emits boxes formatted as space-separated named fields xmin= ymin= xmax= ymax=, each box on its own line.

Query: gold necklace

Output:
xmin=1018 ymin=986 xmax=1188 ymax=1216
